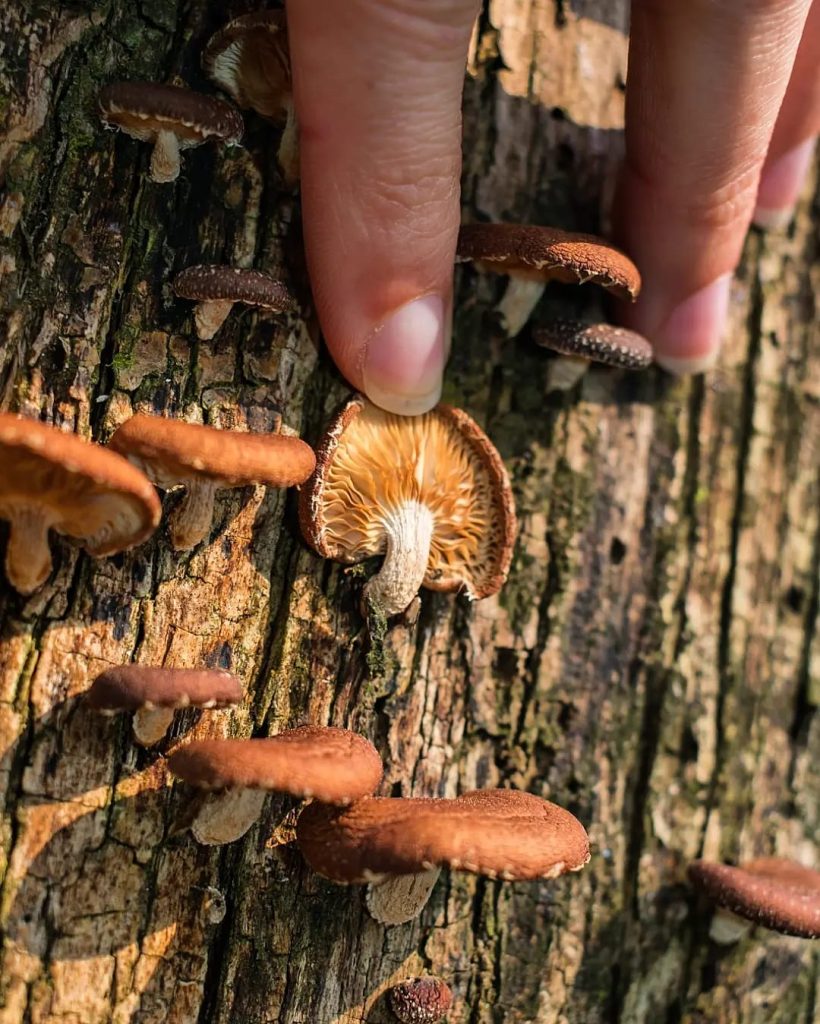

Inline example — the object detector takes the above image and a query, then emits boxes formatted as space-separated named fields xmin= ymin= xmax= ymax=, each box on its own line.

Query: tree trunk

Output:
xmin=0 ymin=2 xmax=817 ymax=1023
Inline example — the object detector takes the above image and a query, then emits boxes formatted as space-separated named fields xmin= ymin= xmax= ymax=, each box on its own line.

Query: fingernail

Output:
xmin=654 ymin=274 xmax=732 ymax=375
xmin=363 ymin=295 xmax=447 ymax=415
xmin=753 ymin=137 xmax=816 ymax=232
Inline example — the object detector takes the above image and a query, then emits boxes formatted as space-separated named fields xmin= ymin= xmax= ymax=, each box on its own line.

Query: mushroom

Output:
xmin=201 ymin=11 xmax=298 ymax=183
xmin=388 ymin=977 xmax=453 ymax=1024
xmin=0 ymin=413 xmax=160 ymax=595
xmin=299 ymin=395 xmax=516 ymax=620
xmin=109 ymin=413 xmax=315 ymax=551
xmin=172 ymin=265 xmax=296 ymax=340
xmin=168 ymin=727 xmax=384 ymax=845
xmin=456 ymin=222 xmax=641 ymax=337
xmin=98 ymin=82 xmax=243 ymax=184
xmin=296 ymin=789 xmax=590 ymax=925
xmin=86 ymin=665 xmax=243 ymax=747
xmin=534 ymin=320 xmax=654 ymax=391
xmin=688 ymin=857 xmax=820 ymax=941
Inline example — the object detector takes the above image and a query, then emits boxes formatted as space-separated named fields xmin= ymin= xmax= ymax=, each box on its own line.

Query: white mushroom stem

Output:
xmin=365 ymin=868 xmax=442 ymax=926
xmin=191 ymin=788 xmax=268 ymax=846
xmin=5 ymin=506 xmax=54 ymax=595
xmin=132 ymin=706 xmax=176 ymax=747
xmin=545 ymin=355 xmax=589 ymax=392
xmin=363 ymin=501 xmax=435 ymax=618
xmin=193 ymin=299 xmax=236 ymax=340
xmin=496 ymin=275 xmax=546 ymax=337
xmin=168 ymin=478 xmax=219 ymax=551
xmin=709 ymin=908 xmax=753 ymax=945
xmin=149 ymin=129 xmax=182 ymax=183
xmin=277 ymin=100 xmax=300 ymax=186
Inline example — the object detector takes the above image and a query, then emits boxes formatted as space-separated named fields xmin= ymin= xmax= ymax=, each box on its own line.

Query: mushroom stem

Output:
xmin=277 ymin=100 xmax=299 ymax=186
xmin=5 ymin=506 xmax=54 ymax=595
xmin=363 ymin=501 xmax=435 ymax=618
xmin=709 ymin=908 xmax=753 ymax=945
xmin=496 ymin=275 xmax=546 ymax=337
xmin=545 ymin=355 xmax=589 ymax=392
xmin=150 ymin=129 xmax=182 ymax=183
xmin=169 ymin=478 xmax=219 ymax=551
xmin=193 ymin=299 xmax=236 ymax=340
xmin=365 ymin=867 xmax=442 ymax=925
xmin=132 ymin=706 xmax=176 ymax=747
xmin=191 ymin=788 xmax=268 ymax=846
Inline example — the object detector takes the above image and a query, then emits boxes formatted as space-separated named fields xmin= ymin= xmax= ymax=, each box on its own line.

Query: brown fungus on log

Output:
xmin=388 ymin=976 xmax=453 ymax=1023
xmin=534 ymin=320 xmax=654 ymax=391
xmin=172 ymin=265 xmax=296 ymax=339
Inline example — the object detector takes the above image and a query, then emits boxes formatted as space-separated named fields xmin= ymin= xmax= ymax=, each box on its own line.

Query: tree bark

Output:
xmin=0 ymin=2 xmax=817 ymax=1023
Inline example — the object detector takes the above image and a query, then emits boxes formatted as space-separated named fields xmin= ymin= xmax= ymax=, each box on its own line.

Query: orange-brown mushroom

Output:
xmin=388 ymin=977 xmax=453 ymax=1024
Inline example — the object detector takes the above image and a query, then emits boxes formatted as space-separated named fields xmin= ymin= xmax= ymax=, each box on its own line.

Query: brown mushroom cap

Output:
xmin=86 ymin=665 xmax=242 ymax=712
xmin=389 ymin=977 xmax=453 ymax=1024
xmin=98 ymin=82 xmax=243 ymax=147
xmin=202 ymin=12 xmax=291 ymax=120
xmin=299 ymin=396 xmax=516 ymax=612
xmin=534 ymin=321 xmax=654 ymax=369
xmin=688 ymin=858 xmax=820 ymax=939
xmin=296 ymin=789 xmax=590 ymax=884
xmin=456 ymin=223 xmax=641 ymax=300
xmin=109 ymin=414 xmax=315 ymax=491
xmin=172 ymin=265 xmax=295 ymax=312
xmin=168 ymin=727 xmax=384 ymax=804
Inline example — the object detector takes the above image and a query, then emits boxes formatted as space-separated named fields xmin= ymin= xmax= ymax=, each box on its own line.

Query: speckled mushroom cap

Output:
xmin=202 ymin=11 xmax=291 ymax=120
xmin=296 ymin=789 xmax=591 ymax=884
xmin=168 ymin=727 xmax=384 ymax=804
xmin=456 ymin=223 xmax=641 ymax=300
xmin=172 ymin=265 xmax=295 ymax=311
xmin=86 ymin=665 xmax=242 ymax=712
xmin=98 ymin=82 xmax=243 ymax=147
xmin=109 ymin=414 xmax=315 ymax=491
xmin=688 ymin=858 xmax=820 ymax=939
xmin=389 ymin=977 xmax=453 ymax=1024
xmin=0 ymin=413 xmax=160 ymax=555
xmin=299 ymin=395 xmax=516 ymax=601
xmin=534 ymin=321 xmax=654 ymax=369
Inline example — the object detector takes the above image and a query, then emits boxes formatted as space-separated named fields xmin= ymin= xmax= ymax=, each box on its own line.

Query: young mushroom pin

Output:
xmin=109 ymin=414 xmax=315 ymax=551
xmin=534 ymin=321 xmax=654 ymax=391
xmin=86 ymin=665 xmax=243 ymax=747
xmin=456 ymin=222 xmax=641 ymax=337
xmin=388 ymin=977 xmax=453 ymax=1024
xmin=172 ymin=265 xmax=296 ymax=339
xmin=168 ymin=727 xmax=384 ymax=845
xmin=98 ymin=82 xmax=243 ymax=183
xmin=299 ymin=396 xmax=516 ymax=620
xmin=0 ymin=414 xmax=160 ymax=595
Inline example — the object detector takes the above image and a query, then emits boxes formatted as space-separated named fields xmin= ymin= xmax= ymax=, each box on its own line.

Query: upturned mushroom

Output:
xmin=109 ymin=413 xmax=315 ymax=551
xmin=86 ymin=665 xmax=243 ymax=746
xmin=296 ymin=789 xmax=590 ymax=925
xmin=0 ymin=413 xmax=160 ymax=595
xmin=172 ymin=265 xmax=296 ymax=339
xmin=688 ymin=857 xmax=820 ymax=941
xmin=388 ymin=977 xmax=453 ymax=1024
xmin=299 ymin=395 xmax=516 ymax=620
xmin=98 ymin=82 xmax=243 ymax=183
xmin=202 ymin=11 xmax=298 ymax=183
xmin=534 ymin=321 xmax=654 ymax=391
xmin=456 ymin=222 xmax=641 ymax=337
xmin=168 ymin=727 xmax=384 ymax=845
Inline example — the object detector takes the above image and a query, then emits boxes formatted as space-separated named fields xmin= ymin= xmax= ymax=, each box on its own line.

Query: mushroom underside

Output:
xmin=169 ymin=478 xmax=221 ymax=550
xmin=545 ymin=355 xmax=589 ymax=392
xmin=365 ymin=867 xmax=443 ymax=925
xmin=2 ymin=504 xmax=56 ymax=594
xmin=193 ymin=298 xmax=236 ymax=340
xmin=191 ymin=788 xmax=269 ymax=846
xmin=495 ymin=275 xmax=546 ymax=337
xmin=362 ymin=501 xmax=435 ymax=617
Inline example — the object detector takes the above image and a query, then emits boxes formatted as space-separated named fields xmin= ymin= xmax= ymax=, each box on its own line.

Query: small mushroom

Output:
xmin=296 ymin=789 xmax=590 ymax=925
xmin=98 ymin=82 xmax=243 ymax=183
xmin=456 ymin=222 xmax=641 ymax=337
xmin=168 ymin=727 xmax=384 ymax=845
xmin=172 ymin=265 xmax=296 ymax=340
xmin=109 ymin=414 xmax=315 ymax=551
xmin=688 ymin=857 xmax=820 ymax=941
xmin=388 ymin=977 xmax=453 ymax=1024
xmin=534 ymin=321 xmax=654 ymax=391
xmin=0 ymin=413 xmax=160 ymax=595
xmin=202 ymin=11 xmax=298 ymax=183
xmin=86 ymin=665 xmax=243 ymax=746
xmin=299 ymin=395 xmax=516 ymax=619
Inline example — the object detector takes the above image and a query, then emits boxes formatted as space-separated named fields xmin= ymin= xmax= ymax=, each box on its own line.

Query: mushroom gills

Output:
xmin=495 ymin=275 xmax=546 ymax=338
xmin=365 ymin=867 xmax=442 ymax=925
xmin=191 ymin=788 xmax=269 ymax=846
xmin=150 ymin=129 xmax=182 ymax=183
xmin=4 ymin=504 xmax=56 ymax=595
xmin=132 ymin=706 xmax=176 ymax=746
xmin=193 ymin=299 xmax=237 ymax=340
xmin=363 ymin=500 xmax=435 ymax=617
xmin=169 ymin=478 xmax=220 ymax=550
xmin=545 ymin=355 xmax=589 ymax=392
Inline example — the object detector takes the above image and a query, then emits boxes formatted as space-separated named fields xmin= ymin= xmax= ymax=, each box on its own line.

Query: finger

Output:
xmin=753 ymin=0 xmax=820 ymax=229
xmin=286 ymin=0 xmax=479 ymax=414
xmin=616 ymin=0 xmax=813 ymax=373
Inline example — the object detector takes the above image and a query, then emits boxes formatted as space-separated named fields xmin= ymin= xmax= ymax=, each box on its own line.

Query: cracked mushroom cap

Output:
xmin=0 ymin=413 xmax=160 ymax=593
xmin=86 ymin=665 xmax=242 ymax=713
xmin=688 ymin=858 xmax=820 ymax=939
xmin=296 ymin=789 xmax=590 ymax=884
xmin=172 ymin=265 xmax=296 ymax=313
xmin=202 ymin=11 xmax=291 ymax=120
xmin=456 ymin=223 xmax=641 ymax=300
xmin=98 ymin=82 xmax=243 ymax=148
xmin=389 ymin=977 xmax=453 ymax=1024
xmin=299 ymin=396 xmax=516 ymax=614
xmin=168 ymin=726 xmax=384 ymax=804
xmin=534 ymin=321 xmax=654 ymax=369
xmin=109 ymin=414 xmax=315 ymax=491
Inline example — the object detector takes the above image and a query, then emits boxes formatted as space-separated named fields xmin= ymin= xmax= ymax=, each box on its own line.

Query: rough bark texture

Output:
xmin=0 ymin=2 xmax=818 ymax=1023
